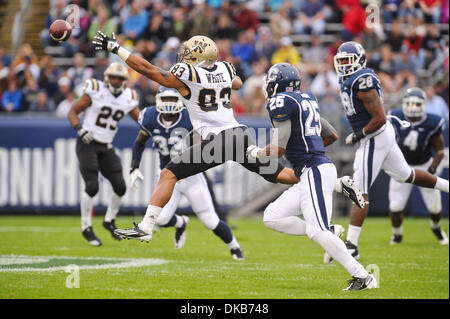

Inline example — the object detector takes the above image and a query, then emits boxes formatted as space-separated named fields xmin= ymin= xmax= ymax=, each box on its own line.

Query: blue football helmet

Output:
xmin=156 ymin=87 xmax=184 ymax=114
xmin=334 ymin=41 xmax=367 ymax=77
xmin=263 ymin=63 xmax=301 ymax=98
xmin=402 ymin=87 xmax=426 ymax=119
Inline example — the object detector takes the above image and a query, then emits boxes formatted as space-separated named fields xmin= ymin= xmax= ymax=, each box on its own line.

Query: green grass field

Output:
xmin=0 ymin=215 xmax=448 ymax=299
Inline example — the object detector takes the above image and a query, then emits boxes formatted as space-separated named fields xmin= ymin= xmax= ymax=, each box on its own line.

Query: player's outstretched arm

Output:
xmin=92 ymin=31 xmax=188 ymax=95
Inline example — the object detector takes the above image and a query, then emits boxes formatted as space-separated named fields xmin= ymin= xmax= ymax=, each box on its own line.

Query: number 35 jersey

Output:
xmin=82 ymin=78 xmax=139 ymax=143
xmin=339 ymin=68 xmax=383 ymax=133
xmin=169 ymin=61 xmax=241 ymax=139
xmin=388 ymin=109 xmax=445 ymax=165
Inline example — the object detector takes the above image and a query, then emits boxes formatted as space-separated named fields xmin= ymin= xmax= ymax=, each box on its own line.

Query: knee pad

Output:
xmin=85 ymin=181 xmax=99 ymax=197
xmin=197 ymin=210 xmax=220 ymax=230
xmin=112 ymin=180 xmax=126 ymax=197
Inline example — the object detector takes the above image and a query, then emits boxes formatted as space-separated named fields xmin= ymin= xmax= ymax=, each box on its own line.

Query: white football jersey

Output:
xmin=82 ymin=79 xmax=139 ymax=143
xmin=169 ymin=61 xmax=241 ymax=139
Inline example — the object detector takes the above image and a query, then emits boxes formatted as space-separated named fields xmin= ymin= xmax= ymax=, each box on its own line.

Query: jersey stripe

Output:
xmin=279 ymin=94 xmax=309 ymax=152
xmin=131 ymin=89 xmax=138 ymax=100
xmin=187 ymin=64 xmax=193 ymax=82
xmin=223 ymin=61 xmax=235 ymax=81
xmin=193 ymin=66 xmax=201 ymax=84
xmin=92 ymin=79 xmax=99 ymax=91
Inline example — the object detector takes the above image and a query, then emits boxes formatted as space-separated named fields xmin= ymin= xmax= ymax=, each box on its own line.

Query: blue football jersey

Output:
xmin=339 ymin=68 xmax=383 ymax=132
xmin=389 ymin=109 xmax=445 ymax=165
xmin=266 ymin=91 xmax=332 ymax=178
xmin=138 ymin=106 xmax=193 ymax=169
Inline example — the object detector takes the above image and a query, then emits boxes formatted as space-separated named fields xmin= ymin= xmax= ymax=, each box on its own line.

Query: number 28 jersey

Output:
xmin=388 ymin=109 xmax=445 ymax=165
xmin=169 ymin=61 xmax=241 ymax=139
xmin=82 ymin=79 xmax=139 ymax=143
xmin=339 ymin=68 xmax=383 ymax=132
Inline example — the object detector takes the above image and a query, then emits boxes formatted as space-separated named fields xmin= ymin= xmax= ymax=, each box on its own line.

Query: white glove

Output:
xmin=77 ymin=127 xmax=94 ymax=144
xmin=246 ymin=145 xmax=261 ymax=160
xmin=129 ymin=168 xmax=144 ymax=192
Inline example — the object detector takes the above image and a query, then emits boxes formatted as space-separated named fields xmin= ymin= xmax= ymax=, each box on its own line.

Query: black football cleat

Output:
xmin=343 ymin=274 xmax=377 ymax=291
xmin=230 ymin=248 xmax=245 ymax=260
xmin=82 ymin=226 xmax=102 ymax=247
xmin=103 ymin=219 xmax=122 ymax=241
xmin=389 ymin=234 xmax=403 ymax=245
xmin=174 ymin=216 xmax=189 ymax=249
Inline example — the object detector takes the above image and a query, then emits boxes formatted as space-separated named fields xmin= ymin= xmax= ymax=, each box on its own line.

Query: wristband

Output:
xmin=428 ymin=166 xmax=437 ymax=174
xmin=74 ymin=124 xmax=82 ymax=132
xmin=117 ymin=47 xmax=131 ymax=61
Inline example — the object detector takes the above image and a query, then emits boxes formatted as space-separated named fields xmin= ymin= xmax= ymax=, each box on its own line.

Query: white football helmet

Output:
xmin=156 ymin=87 xmax=184 ymax=114
xmin=402 ymin=87 xmax=427 ymax=119
xmin=104 ymin=62 xmax=129 ymax=95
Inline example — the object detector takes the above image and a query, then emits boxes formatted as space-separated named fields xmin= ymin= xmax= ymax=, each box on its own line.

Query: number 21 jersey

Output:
xmin=169 ymin=61 xmax=241 ymax=139
xmin=82 ymin=78 xmax=139 ymax=143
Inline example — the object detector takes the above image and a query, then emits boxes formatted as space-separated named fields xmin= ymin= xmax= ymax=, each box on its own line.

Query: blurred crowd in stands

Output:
xmin=0 ymin=0 xmax=448 ymax=128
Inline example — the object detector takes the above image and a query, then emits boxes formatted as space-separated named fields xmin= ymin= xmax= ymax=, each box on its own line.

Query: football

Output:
xmin=49 ymin=19 xmax=72 ymax=42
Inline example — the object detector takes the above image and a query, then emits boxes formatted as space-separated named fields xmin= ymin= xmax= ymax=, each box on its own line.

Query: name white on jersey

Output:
xmin=169 ymin=61 xmax=241 ymax=139
xmin=82 ymin=79 xmax=138 ymax=143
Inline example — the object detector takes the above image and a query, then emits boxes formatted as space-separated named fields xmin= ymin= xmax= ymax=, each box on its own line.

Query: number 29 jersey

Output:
xmin=388 ymin=109 xmax=445 ymax=165
xmin=339 ymin=68 xmax=383 ymax=133
xmin=82 ymin=78 xmax=139 ymax=143
xmin=169 ymin=61 xmax=241 ymax=139
xmin=266 ymin=91 xmax=331 ymax=178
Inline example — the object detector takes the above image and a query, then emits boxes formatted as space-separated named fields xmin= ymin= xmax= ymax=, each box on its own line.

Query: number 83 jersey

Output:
xmin=82 ymin=78 xmax=139 ymax=143
xmin=169 ymin=61 xmax=241 ymax=139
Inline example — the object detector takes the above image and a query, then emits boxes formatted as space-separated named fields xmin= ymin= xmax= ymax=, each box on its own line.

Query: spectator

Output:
xmin=122 ymin=0 xmax=150 ymax=42
xmin=1 ymin=79 xmax=23 ymax=112
xmin=418 ymin=0 xmax=443 ymax=23
xmin=310 ymin=62 xmax=340 ymax=97
xmin=404 ymin=25 xmax=423 ymax=55
xmin=268 ymin=0 xmax=286 ymax=12
xmin=243 ymin=58 xmax=267 ymax=114
xmin=231 ymin=31 xmax=255 ymax=79
xmin=425 ymin=85 xmax=449 ymax=121
xmin=92 ymin=51 xmax=109 ymax=81
xmin=40 ymin=0 xmax=66 ymax=47
xmin=271 ymin=36 xmax=301 ymax=68
xmin=53 ymin=76 xmax=72 ymax=107
xmin=269 ymin=1 xmax=292 ymax=44
xmin=156 ymin=37 xmax=180 ymax=66
xmin=38 ymin=55 xmax=60 ymax=97
xmin=29 ymin=90 xmax=56 ymax=112
xmin=0 ymin=60 xmax=9 ymax=91
xmin=253 ymin=26 xmax=277 ymax=61
xmin=418 ymin=23 xmax=443 ymax=70
xmin=393 ymin=45 xmax=417 ymax=91
xmin=372 ymin=44 xmax=397 ymax=93
xmin=14 ymin=54 xmax=40 ymax=86
xmin=0 ymin=45 xmax=12 ymax=67
xmin=339 ymin=0 xmax=366 ymax=41
xmin=302 ymin=35 xmax=328 ymax=76
xmin=294 ymin=0 xmax=326 ymax=35
xmin=385 ymin=19 xmax=405 ymax=53
xmin=232 ymin=1 xmax=260 ymax=33
xmin=56 ymin=91 xmax=76 ymax=118
xmin=21 ymin=72 xmax=40 ymax=111
xmin=67 ymin=53 xmax=94 ymax=89
xmin=87 ymin=4 xmax=117 ymax=41
xmin=442 ymin=0 xmax=449 ymax=23
xmin=143 ymin=0 xmax=172 ymax=45
xmin=111 ymin=0 xmax=131 ymax=30
xmin=187 ymin=0 xmax=215 ymax=39
xmin=134 ymin=75 xmax=159 ymax=109
xmin=170 ymin=6 xmax=189 ymax=41
xmin=215 ymin=12 xmax=237 ymax=40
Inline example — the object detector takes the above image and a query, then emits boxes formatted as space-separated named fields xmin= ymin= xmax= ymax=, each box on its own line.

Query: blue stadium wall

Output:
xmin=0 ymin=116 xmax=448 ymax=216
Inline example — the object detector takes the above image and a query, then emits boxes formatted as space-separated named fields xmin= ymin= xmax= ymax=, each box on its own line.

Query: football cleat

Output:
xmin=323 ymin=224 xmax=346 ymax=264
xmin=431 ymin=227 xmax=449 ymax=245
xmin=230 ymin=248 xmax=245 ymax=260
xmin=389 ymin=234 xmax=403 ymax=245
xmin=343 ymin=274 xmax=377 ymax=291
xmin=82 ymin=226 xmax=102 ymax=247
xmin=341 ymin=176 xmax=367 ymax=209
xmin=174 ymin=216 xmax=189 ymax=249
xmin=114 ymin=223 xmax=152 ymax=243
xmin=102 ymin=219 xmax=122 ymax=241
xmin=345 ymin=240 xmax=360 ymax=260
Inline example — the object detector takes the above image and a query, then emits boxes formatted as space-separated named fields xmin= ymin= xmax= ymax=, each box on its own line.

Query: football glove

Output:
xmin=77 ymin=127 xmax=94 ymax=144
xmin=246 ymin=145 xmax=261 ymax=160
xmin=92 ymin=31 xmax=120 ymax=54
xmin=129 ymin=168 xmax=144 ymax=192
xmin=345 ymin=130 xmax=365 ymax=145
xmin=427 ymin=165 xmax=437 ymax=175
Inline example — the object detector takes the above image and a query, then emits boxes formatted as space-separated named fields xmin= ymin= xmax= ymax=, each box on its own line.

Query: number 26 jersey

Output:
xmin=82 ymin=78 xmax=139 ymax=143
xmin=169 ymin=61 xmax=241 ymax=139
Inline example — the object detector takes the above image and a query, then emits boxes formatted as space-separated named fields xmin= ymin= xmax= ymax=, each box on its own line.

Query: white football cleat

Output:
xmin=340 ymin=176 xmax=367 ymax=209
xmin=174 ymin=216 xmax=189 ymax=249
xmin=432 ymin=227 xmax=449 ymax=245
xmin=323 ymin=224 xmax=345 ymax=264
xmin=114 ymin=223 xmax=152 ymax=243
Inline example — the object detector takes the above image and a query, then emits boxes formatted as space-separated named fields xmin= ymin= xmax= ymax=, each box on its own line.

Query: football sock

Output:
xmin=159 ymin=215 xmax=177 ymax=227
xmin=139 ymin=205 xmax=162 ymax=233
xmin=213 ymin=220 xmax=234 ymax=244
xmin=334 ymin=177 xmax=343 ymax=193
xmin=313 ymin=230 xmax=368 ymax=278
xmin=226 ymin=237 xmax=240 ymax=250
xmin=104 ymin=192 xmax=121 ymax=223
xmin=174 ymin=215 xmax=185 ymax=228
xmin=434 ymin=177 xmax=449 ymax=193
xmin=347 ymin=224 xmax=362 ymax=246
xmin=430 ymin=212 xmax=442 ymax=229
xmin=80 ymin=192 xmax=94 ymax=231
xmin=392 ymin=226 xmax=403 ymax=236
xmin=263 ymin=216 xmax=307 ymax=235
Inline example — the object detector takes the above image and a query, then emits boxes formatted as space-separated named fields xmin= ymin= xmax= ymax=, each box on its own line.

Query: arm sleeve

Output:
xmin=272 ymin=119 xmax=291 ymax=149
xmin=320 ymin=117 xmax=336 ymax=138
